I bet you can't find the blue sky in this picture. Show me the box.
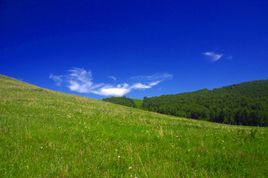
[1,0,268,99]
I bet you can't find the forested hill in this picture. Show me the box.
[142,80,268,126]
[213,80,268,98]
[103,96,137,108]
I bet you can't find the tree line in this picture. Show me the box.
[103,96,137,108]
[104,80,268,126]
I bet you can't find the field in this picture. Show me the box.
[0,75,267,177]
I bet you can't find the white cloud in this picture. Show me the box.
[50,68,172,97]
[96,87,130,97]
[108,76,117,81]
[202,51,223,62]
[130,73,173,82]
[67,68,94,93]
[131,81,160,89]
[49,74,63,86]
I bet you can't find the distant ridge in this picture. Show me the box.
[142,80,268,126]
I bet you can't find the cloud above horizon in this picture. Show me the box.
[202,51,224,62]
[108,76,117,81]
[50,68,172,97]
[49,74,63,86]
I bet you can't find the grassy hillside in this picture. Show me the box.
[143,80,268,126]
[0,75,267,177]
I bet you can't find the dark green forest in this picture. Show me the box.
[142,80,268,126]
[103,96,137,108]
[104,80,268,126]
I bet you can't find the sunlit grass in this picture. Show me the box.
[0,75,267,177]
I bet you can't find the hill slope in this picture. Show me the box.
[0,75,267,177]
[142,80,268,126]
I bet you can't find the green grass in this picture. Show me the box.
[0,75,267,177]
[134,99,143,109]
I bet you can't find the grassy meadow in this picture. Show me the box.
[0,75,267,177]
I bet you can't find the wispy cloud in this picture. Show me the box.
[50,68,172,97]
[202,51,224,62]
[131,81,160,89]
[108,76,117,81]
[49,74,63,86]
[130,73,173,82]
